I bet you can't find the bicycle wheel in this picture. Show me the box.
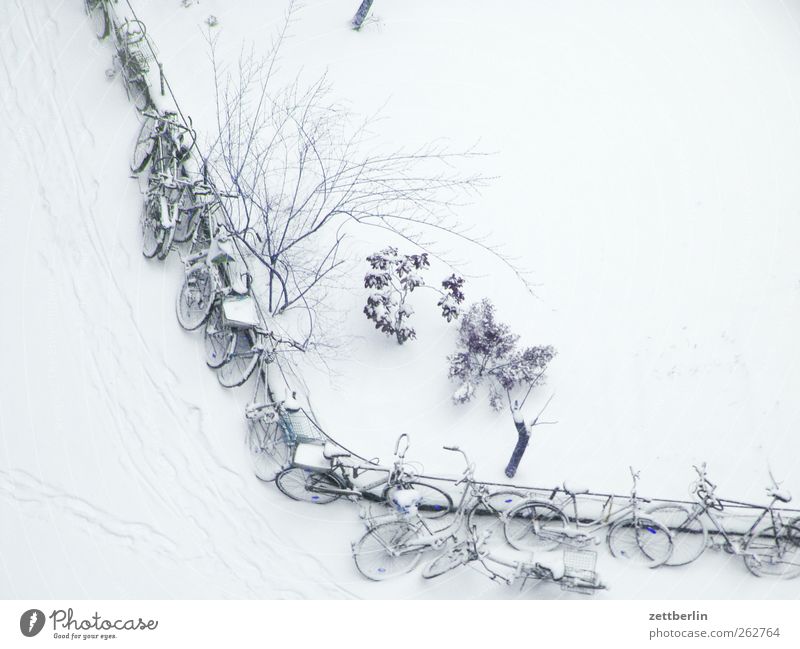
[217,329,259,388]
[275,467,342,504]
[174,189,201,243]
[383,482,453,519]
[353,521,421,581]
[176,265,215,330]
[131,78,152,113]
[607,517,673,568]
[788,518,800,547]
[204,306,234,368]
[744,527,800,579]
[467,490,527,545]
[247,418,291,482]
[141,194,164,259]
[504,501,568,552]
[647,504,707,567]
[131,114,156,173]
[422,546,469,579]
[155,203,176,261]
[85,0,109,40]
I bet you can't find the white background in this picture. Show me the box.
[1,0,799,599]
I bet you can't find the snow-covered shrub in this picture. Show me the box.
[438,274,465,322]
[363,248,466,344]
[448,299,555,409]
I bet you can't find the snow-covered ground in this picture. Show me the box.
[1,0,799,598]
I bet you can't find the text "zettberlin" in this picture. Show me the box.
[649,611,708,621]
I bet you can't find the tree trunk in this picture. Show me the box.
[352,0,375,30]
[504,418,530,479]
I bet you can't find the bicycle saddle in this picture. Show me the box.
[767,487,792,503]
[534,551,566,580]
[563,481,590,495]
[323,443,351,460]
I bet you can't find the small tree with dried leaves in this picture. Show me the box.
[364,247,466,344]
[448,299,556,409]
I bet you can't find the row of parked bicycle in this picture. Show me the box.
[87,0,153,111]
[87,0,296,392]
[255,414,800,591]
[85,0,800,595]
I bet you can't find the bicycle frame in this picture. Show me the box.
[182,237,242,297]
[305,459,393,501]
[559,493,641,535]
[139,112,195,177]
[300,434,415,502]
[378,448,495,556]
[535,469,657,544]
[477,549,605,593]
[681,492,788,556]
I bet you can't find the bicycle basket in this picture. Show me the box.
[291,442,330,472]
[280,409,325,445]
[562,549,600,595]
[221,295,259,328]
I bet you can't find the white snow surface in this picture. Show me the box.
[1,0,799,598]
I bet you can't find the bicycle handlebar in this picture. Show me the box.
[394,433,410,459]
[443,445,474,479]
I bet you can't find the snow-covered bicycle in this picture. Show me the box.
[648,463,800,577]
[131,110,196,176]
[84,0,116,40]
[502,467,674,568]
[351,445,525,580]
[421,525,607,594]
[176,230,250,331]
[245,386,297,483]
[276,433,453,518]
[109,18,152,112]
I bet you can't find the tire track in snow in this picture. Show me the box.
[0,468,179,557]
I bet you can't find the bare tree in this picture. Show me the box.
[352,0,376,30]
[203,5,525,355]
[504,394,556,479]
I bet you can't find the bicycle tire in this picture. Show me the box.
[647,504,707,567]
[788,518,800,548]
[141,194,165,259]
[353,521,421,581]
[247,418,291,482]
[155,202,176,260]
[607,517,673,568]
[203,306,234,368]
[131,114,157,173]
[85,0,109,40]
[422,547,469,579]
[174,188,201,243]
[176,265,215,330]
[217,329,259,388]
[382,482,453,519]
[504,500,569,552]
[127,76,152,113]
[275,467,343,504]
[467,490,527,544]
[744,527,800,579]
